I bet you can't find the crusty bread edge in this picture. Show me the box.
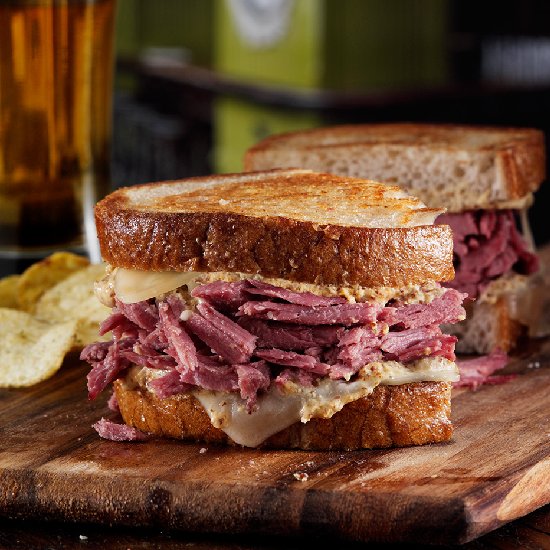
[244,123,546,200]
[113,380,453,450]
[95,201,455,287]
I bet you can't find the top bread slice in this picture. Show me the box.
[244,124,545,213]
[95,169,454,288]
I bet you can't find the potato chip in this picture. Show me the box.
[34,263,111,347]
[17,252,89,312]
[0,308,77,387]
[0,275,20,309]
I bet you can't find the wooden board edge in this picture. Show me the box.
[0,466,474,544]
[460,456,550,544]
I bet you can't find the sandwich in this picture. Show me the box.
[245,124,545,354]
[81,169,466,449]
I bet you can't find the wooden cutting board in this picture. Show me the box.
[0,341,549,545]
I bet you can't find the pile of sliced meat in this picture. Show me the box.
[437,209,538,299]
[82,279,466,412]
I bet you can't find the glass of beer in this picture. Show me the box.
[0,0,116,272]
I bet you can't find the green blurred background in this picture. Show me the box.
[112,0,550,242]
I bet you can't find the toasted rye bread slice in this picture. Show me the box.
[113,379,452,450]
[244,124,545,212]
[95,169,454,288]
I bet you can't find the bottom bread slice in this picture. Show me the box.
[113,380,453,450]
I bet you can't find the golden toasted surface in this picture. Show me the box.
[244,125,545,211]
[95,170,454,287]
[101,169,442,228]
[114,380,453,450]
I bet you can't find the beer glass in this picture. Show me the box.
[0,0,116,272]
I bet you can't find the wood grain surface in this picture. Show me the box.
[0,341,548,546]
[0,505,548,550]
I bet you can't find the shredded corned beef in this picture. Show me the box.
[82,279,466,414]
[380,325,441,355]
[454,349,515,389]
[149,369,191,398]
[116,299,159,331]
[237,301,379,325]
[236,361,271,411]
[191,279,249,312]
[80,340,111,362]
[125,343,175,369]
[107,392,119,412]
[158,300,199,372]
[93,417,150,442]
[383,289,467,329]
[238,317,341,350]
[178,359,239,392]
[187,302,257,364]
[255,349,330,375]
[336,326,381,371]
[244,279,347,306]
[86,337,134,400]
[437,210,539,299]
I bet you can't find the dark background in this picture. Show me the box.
[112,0,550,245]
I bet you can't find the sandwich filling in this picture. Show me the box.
[437,209,538,299]
[82,271,465,446]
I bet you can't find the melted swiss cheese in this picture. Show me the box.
[96,267,444,306]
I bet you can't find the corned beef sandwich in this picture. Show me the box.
[245,124,545,354]
[82,169,465,450]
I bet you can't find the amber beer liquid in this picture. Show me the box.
[0,0,115,264]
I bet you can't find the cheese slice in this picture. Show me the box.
[128,357,457,447]
[114,269,201,304]
[101,266,444,306]
[192,357,458,447]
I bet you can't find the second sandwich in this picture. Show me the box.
[245,124,545,354]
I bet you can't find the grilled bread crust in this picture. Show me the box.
[113,380,453,450]
[95,170,454,288]
[244,124,545,212]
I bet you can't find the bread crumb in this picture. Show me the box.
[219,198,230,205]
[199,447,207,454]
[293,472,309,482]
[79,535,88,541]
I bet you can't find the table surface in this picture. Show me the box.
[0,354,548,546]
[0,504,548,549]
